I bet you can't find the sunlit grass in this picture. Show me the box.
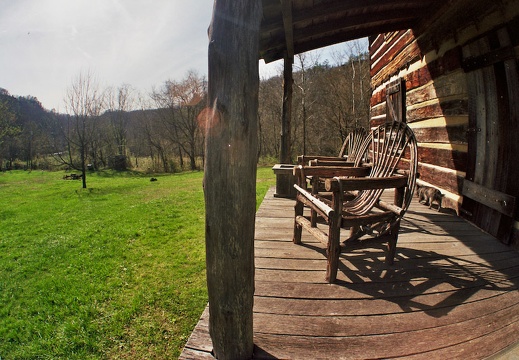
[0,167,275,359]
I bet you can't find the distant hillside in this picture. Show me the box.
[0,88,57,169]
[0,88,52,124]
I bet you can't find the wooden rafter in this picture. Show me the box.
[259,0,455,63]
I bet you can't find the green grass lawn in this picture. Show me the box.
[0,167,275,359]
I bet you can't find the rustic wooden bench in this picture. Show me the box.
[293,121,418,283]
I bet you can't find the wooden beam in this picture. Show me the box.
[205,1,261,358]
[280,54,293,163]
[462,180,517,218]
[280,0,294,58]
[294,8,426,42]
[261,0,438,33]
[262,20,418,63]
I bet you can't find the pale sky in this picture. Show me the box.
[0,0,366,111]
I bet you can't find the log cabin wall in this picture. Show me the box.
[369,0,519,246]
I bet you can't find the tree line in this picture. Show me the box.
[0,44,370,186]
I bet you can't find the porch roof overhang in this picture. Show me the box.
[259,0,451,63]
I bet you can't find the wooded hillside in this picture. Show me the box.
[0,50,370,172]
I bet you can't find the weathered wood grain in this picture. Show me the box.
[417,146,467,172]
[370,30,411,66]
[181,187,519,359]
[371,37,421,81]
[416,164,464,195]
[411,124,467,144]
[252,304,519,359]
[204,1,262,358]
[253,291,519,337]
[371,49,465,107]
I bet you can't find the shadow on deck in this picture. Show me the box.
[180,187,519,359]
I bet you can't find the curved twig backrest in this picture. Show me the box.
[345,121,418,216]
[338,127,368,161]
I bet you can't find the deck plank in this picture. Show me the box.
[181,187,519,359]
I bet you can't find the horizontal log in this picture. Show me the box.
[296,194,330,221]
[462,180,517,218]
[378,200,404,216]
[369,33,385,54]
[308,160,355,166]
[412,125,467,144]
[298,155,347,164]
[370,116,386,128]
[408,116,468,128]
[462,45,519,72]
[295,215,329,246]
[370,30,409,62]
[424,46,463,78]
[294,184,334,217]
[370,88,386,108]
[371,38,421,80]
[417,163,464,195]
[370,47,464,106]
[370,97,468,120]
[407,71,467,104]
[370,30,415,73]
[297,166,372,178]
[408,98,468,122]
[419,143,467,152]
[417,146,467,172]
[325,175,408,192]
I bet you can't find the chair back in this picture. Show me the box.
[344,121,418,216]
[338,127,368,161]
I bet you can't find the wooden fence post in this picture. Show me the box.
[205,1,261,359]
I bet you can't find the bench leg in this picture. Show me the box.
[386,186,405,265]
[385,220,400,265]
[310,176,319,227]
[293,199,303,245]
[325,215,341,283]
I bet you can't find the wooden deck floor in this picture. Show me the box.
[180,187,519,359]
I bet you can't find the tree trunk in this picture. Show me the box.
[80,146,87,189]
[204,1,261,359]
[280,55,293,163]
[178,145,184,169]
[189,141,196,170]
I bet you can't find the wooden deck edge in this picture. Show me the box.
[179,305,213,359]
[485,340,519,359]
[180,188,278,359]
[180,185,519,359]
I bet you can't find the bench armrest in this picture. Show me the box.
[294,165,371,178]
[325,175,408,192]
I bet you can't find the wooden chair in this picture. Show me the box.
[293,121,418,283]
[297,127,368,167]
[295,127,370,226]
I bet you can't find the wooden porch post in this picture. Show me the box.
[205,1,261,359]
[280,55,293,164]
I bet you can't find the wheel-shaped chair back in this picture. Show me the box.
[343,121,418,216]
[338,127,368,161]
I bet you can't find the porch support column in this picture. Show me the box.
[280,54,293,164]
[204,1,262,359]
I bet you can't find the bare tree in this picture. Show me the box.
[105,84,134,169]
[151,70,206,170]
[293,51,322,156]
[258,76,283,158]
[57,70,105,188]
